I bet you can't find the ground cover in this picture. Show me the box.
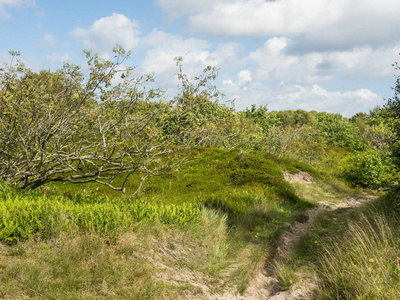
[0,147,318,299]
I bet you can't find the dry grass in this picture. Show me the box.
[0,209,270,299]
[317,213,400,299]
[289,176,363,205]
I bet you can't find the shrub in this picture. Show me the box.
[342,149,397,189]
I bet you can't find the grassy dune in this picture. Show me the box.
[0,148,315,298]
[0,147,398,299]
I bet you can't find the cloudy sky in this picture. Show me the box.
[1,0,400,117]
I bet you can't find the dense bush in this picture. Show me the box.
[314,112,364,150]
[342,149,397,189]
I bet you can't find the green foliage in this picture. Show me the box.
[314,112,364,150]
[0,147,316,245]
[0,184,201,243]
[342,149,397,189]
[381,58,400,172]
[0,48,227,192]
[269,109,316,128]
[349,112,370,132]
[243,104,280,132]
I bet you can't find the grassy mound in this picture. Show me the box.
[0,147,318,298]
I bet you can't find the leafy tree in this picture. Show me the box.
[349,112,370,133]
[382,57,400,168]
[263,125,326,164]
[314,112,364,150]
[269,109,316,128]
[243,104,280,132]
[362,123,394,151]
[0,47,218,192]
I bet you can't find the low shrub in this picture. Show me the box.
[342,149,397,189]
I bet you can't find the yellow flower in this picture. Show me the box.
[369,258,374,263]
[289,280,293,285]
[314,240,318,244]
[188,248,192,252]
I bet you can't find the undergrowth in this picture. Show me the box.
[0,147,317,299]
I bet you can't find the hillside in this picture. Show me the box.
[2,146,397,299]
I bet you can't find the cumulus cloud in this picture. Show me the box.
[222,79,383,117]
[71,13,140,53]
[180,0,400,50]
[135,30,395,114]
[156,0,234,23]
[139,29,241,89]
[245,37,400,85]
[237,70,252,85]
[0,0,35,18]
[46,53,72,66]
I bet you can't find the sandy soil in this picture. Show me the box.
[212,172,376,300]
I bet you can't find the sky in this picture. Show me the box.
[1,0,400,117]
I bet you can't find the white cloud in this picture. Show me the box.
[245,37,400,85]
[139,30,241,89]
[237,70,252,85]
[136,30,395,115]
[246,37,331,84]
[222,79,383,117]
[46,53,72,66]
[156,0,235,23]
[181,0,400,50]
[326,46,400,77]
[71,13,140,53]
[0,0,35,18]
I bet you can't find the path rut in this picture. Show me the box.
[213,195,377,300]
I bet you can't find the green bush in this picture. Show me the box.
[342,149,397,189]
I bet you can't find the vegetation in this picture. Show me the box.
[0,48,400,299]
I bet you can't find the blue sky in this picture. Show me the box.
[1,0,400,117]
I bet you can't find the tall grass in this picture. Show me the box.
[317,213,400,299]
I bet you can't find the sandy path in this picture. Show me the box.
[212,194,376,300]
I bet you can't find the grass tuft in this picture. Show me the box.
[317,213,400,299]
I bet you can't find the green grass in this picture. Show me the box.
[315,206,400,299]
[275,194,400,299]
[0,147,319,298]
[0,232,168,299]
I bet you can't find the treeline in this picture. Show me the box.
[240,105,398,189]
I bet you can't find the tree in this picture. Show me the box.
[269,109,316,127]
[160,57,236,147]
[243,104,280,132]
[0,47,220,192]
[383,56,400,168]
[314,112,364,150]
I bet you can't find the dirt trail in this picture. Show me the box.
[213,172,377,300]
